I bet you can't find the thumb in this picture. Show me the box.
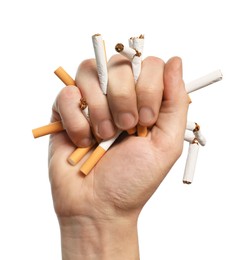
[151,57,189,157]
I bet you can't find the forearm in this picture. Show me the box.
[59,215,140,260]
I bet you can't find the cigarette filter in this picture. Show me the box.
[68,145,95,166]
[137,124,148,137]
[183,139,200,184]
[54,66,76,86]
[186,70,223,94]
[32,121,64,138]
[92,34,108,94]
[32,67,76,138]
[80,130,122,175]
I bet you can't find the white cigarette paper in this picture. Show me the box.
[184,130,195,143]
[183,140,200,184]
[92,34,108,94]
[186,70,223,94]
[129,35,144,82]
[98,130,122,150]
[115,44,137,60]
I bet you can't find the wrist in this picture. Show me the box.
[59,214,140,260]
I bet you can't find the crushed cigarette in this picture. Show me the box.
[186,121,206,146]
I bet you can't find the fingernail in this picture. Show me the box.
[116,112,136,129]
[97,119,116,139]
[139,107,154,125]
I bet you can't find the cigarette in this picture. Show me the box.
[115,43,138,60]
[92,34,108,94]
[32,121,64,138]
[67,145,94,166]
[186,121,206,146]
[184,130,195,143]
[68,33,109,167]
[129,35,147,137]
[80,130,122,175]
[32,67,75,138]
[183,139,200,184]
[115,35,147,137]
[54,66,76,86]
[185,70,223,94]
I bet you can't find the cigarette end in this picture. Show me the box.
[183,180,192,184]
[80,146,106,175]
[115,43,124,53]
[80,98,88,110]
[93,33,101,37]
[188,95,192,104]
[32,121,64,138]
[137,125,148,137]
[68,145,94,166]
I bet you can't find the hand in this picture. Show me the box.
[48,55,189,259]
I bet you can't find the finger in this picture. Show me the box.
[136,56,164,126]
[75,59,116,140]
[152,57,189,156]
[107,54,138,130]
[53,86,93,147]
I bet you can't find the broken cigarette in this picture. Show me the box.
[186,121,206,146]
[32,67,75,138]
[80,130,122,175]
[32,121,64,138]
[68,145,94,166]
[115,35,147,137]
[186,70,223,94]
[183,139,200,184]
[54,66,76,86]
[184,130,195,143]
[68,34,109,166]
[92,34,108,94]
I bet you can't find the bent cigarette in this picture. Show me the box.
[130,35,147,136]
[186,70,223,94]
[32,121,64,138]
[183,139,200,184]
[184,130,195,143]
[80,130,122,175]
[186,121,206,146]
[115,43,137,60]
[129,35,144,82]
[115,35,147,137]
[92,34,108,94]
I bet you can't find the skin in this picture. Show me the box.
[48,55,189,259]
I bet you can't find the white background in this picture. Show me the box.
[0,0,242,259]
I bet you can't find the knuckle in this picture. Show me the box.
[58,86,79,102]
[79,58,96,70]
[144,56,165,67]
